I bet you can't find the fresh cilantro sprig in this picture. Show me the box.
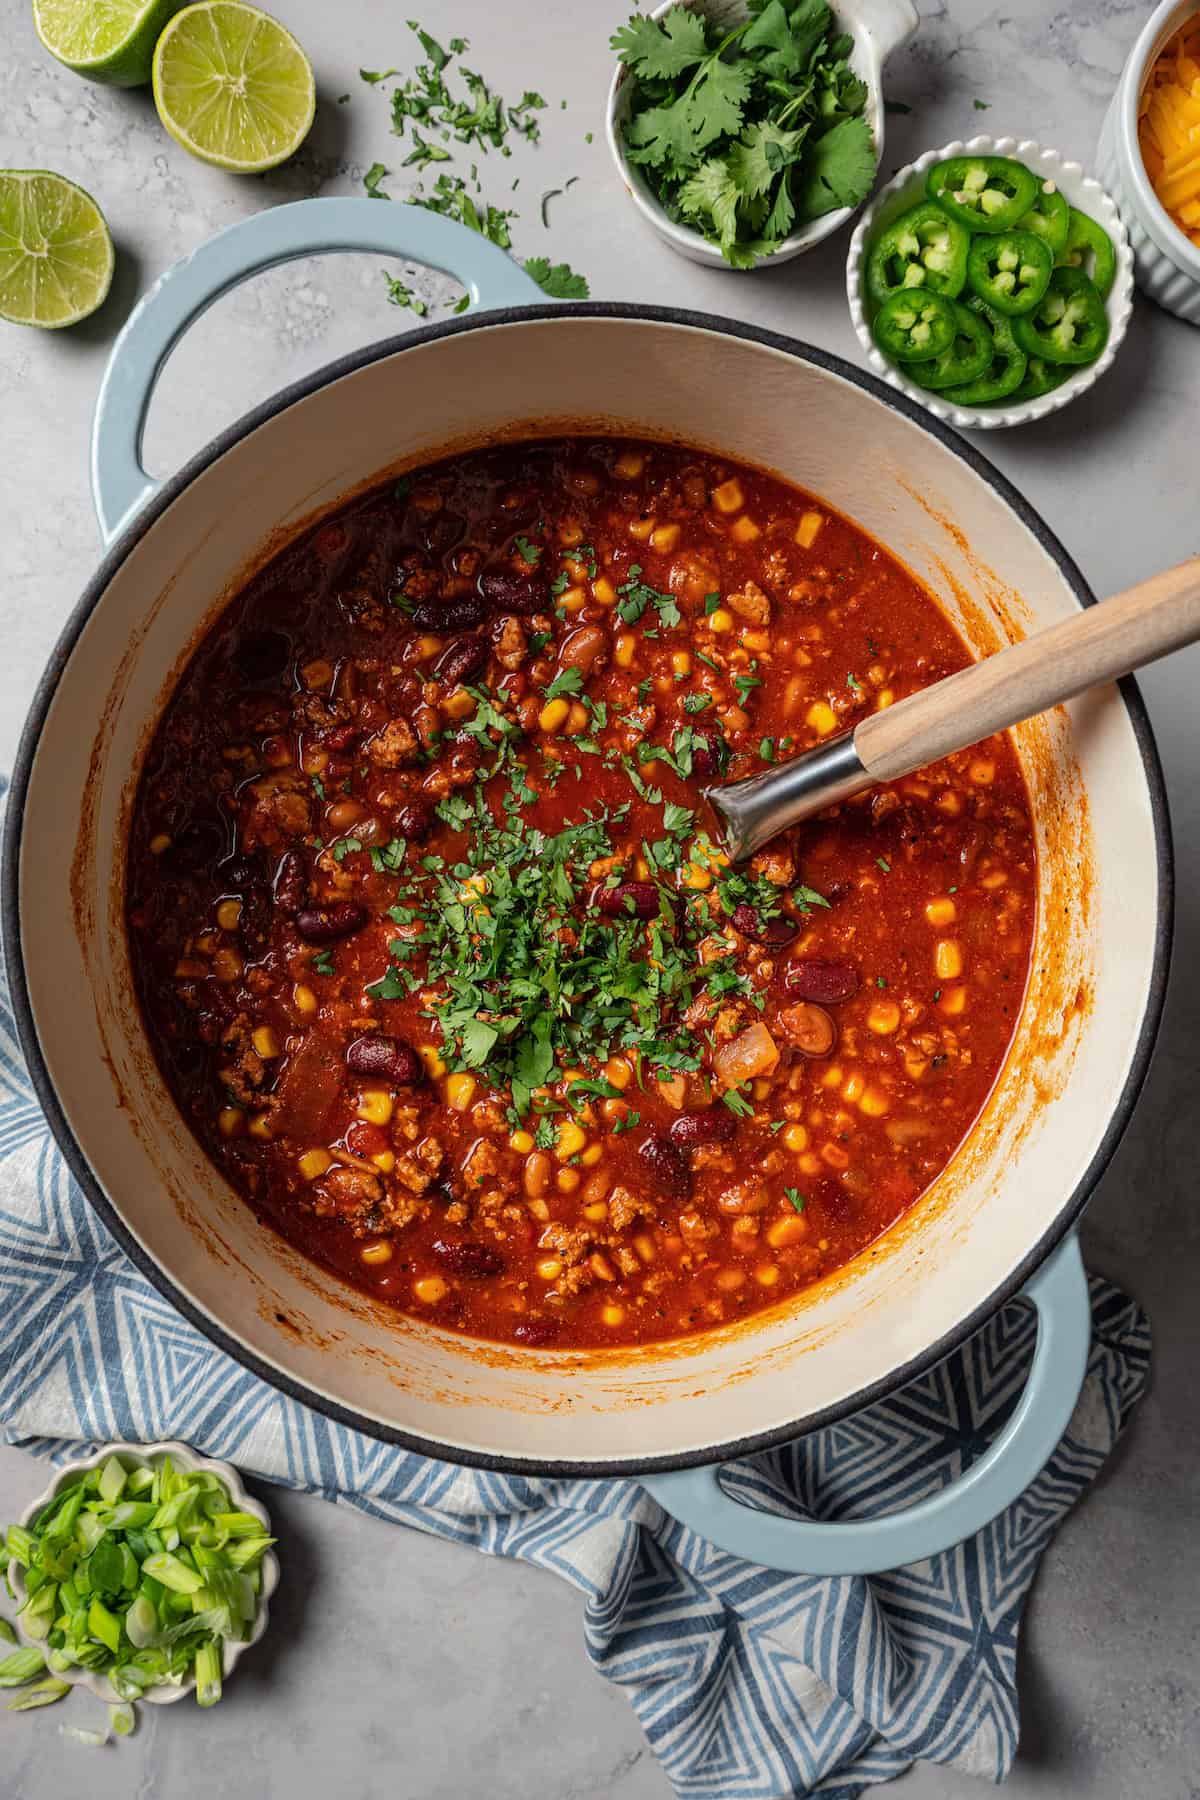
[611,0,876,267]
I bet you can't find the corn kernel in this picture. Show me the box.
[415,633,443,660]
[194,932,217,954]
[510,1129,535,1154]
[252,1025,280,1059]
[583,1201,609,1223]
[536,1257,563,1281]
[708,607,734,633]
[820,1064,843,1088]
[752,1077,772,1100]
[730,515,761,544]
[445,1073,477,1112]
[373,1150,396,1173]
[213,947,243,985]
[441,686,475,720]
[414,1275,449,1304]
[935,939,964,980]
[593,575,617,606]
[841,1071,866,1104]
[743,630,770,654]
[867,1001,901,1035]
[935,789,963,816]
[301,658,333,691]
[859,1087,890,1117]
[535,696,566,734]
[357,1090,394,1126]
[360,1239,393,1266]
[712,478,744,514]
[875,688,895,710]
[629,516,656,541]
[925,897,957,927]
[969,758,995,785]
[293,982,318,1016]
[649,522,681,552]
[755,1264,781,1287]
[148,833,172,856]
[566,701,589,735]
[939,985,967,1015]
[671,650,693,677]
[558,585,587,614]
[806,700,838,737]
[633,1233,656,1263]
[798,1152,821,1176]
[795,510,824,549]
[218,1107,245,1138]
[683,862,713,890]
[590,1252,616,1281]
[767,1215,809,1249]
[716,1268,745,1291]
[981,868,1008,889]
[559,522,584,547]
[556,1119,587,1161]
[298,1148,332,1180]
[604,1057,632,1090]
[581,1144,604,1167]
[248,1112,273,1141]
[601,1304,626,1326]
[782,1123,809,1153]
[216,898,242,931]
[557,1168,581,1193]
[614,451,645,479]
[614,633,637,668]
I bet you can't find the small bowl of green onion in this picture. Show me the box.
[847,135,1135,427]
[2,1442,278,1709]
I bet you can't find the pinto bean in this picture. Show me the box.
[779,1002,837,1057]
[783,959,860,1004]
[479,570,547,614]
[670,1108,736,1149]
[638,1132,690,1199]
[431,1239,505,1279]
[395,796,436,841]
[345,1035,422,1084]
[410,592,489,632]
[273,849,309,915]
[558,624,607,674]
[295,902,368,944]
[434,633,490,688]
[592,881,660,920]
[731,903,797,948]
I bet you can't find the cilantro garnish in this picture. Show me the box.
[703,592,722,615]
[310,774,325,800]
[612,1110,642,1133]
[785,1187,806,1213]
[523,257,590,298]
[544,666,585,701]
[791,884,830,913]
[370,839,407,874]
[684,692,713,713]
[514,534,542,565]
[759,737,776,763]
[721,1085,755,1117]
[847,671,862,693]
[876,856,891,873]
[617,565,675,625]
[332,837,363,863]
[611,4,876,267]
[312,950,335,978]
[363,161,390,198]
[733,665,762,705]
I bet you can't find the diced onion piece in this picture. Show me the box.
[712,1022,780,1089]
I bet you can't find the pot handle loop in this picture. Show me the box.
[90,197,544,547]
[642,1231,1091,1576]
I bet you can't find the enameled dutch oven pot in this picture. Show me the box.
[2,201,1172,1576]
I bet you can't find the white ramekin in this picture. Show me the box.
[606,0,918,269]
[8,1441,278,1706]
[1097,0,1200,325]
[847,136,1135,429]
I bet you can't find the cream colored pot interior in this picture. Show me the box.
[17,317,1161,1465]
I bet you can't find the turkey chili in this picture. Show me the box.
[126,439,1036,1350]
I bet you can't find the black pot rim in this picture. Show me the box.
[1,301,1174,1478]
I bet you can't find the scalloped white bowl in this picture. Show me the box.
[847,135,1135,429]
[8,1441,278,1707]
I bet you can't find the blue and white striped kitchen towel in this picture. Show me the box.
[0,829,1150,1794]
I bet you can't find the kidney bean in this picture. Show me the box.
[479,570,547,614]
[558,624,607,674]
[512,1317,560,1346]
[592,881,660,920]
[431,1239,505,1279]
[434,633,490,688]
[783,958,860,1004]
[690,733,727,780]
[410,592,489,632]
[395,796,436,841]
[669,1108,736,1150]
[731,903,797,948]
[345,1035,422,1084]
[295,902,368,944]
[273,849,309,915]
[219,853,261,891]
[638,1131,691,1199]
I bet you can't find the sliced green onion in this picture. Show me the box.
[141,1552,204,1596]
[88,1597,122,1656]
[19,1580,58,1641]
[7,1676,71,1712]
[194,1641,222,1708]
[126,1466,155,1497]
[4,1526,36,1566]
[125,1594,158,1650]
[60,1723,109,1747]
[97,1456,128,1505]
[109,1700,136,1737]
[0,1646,47,1687]
[0,1618,16,1646]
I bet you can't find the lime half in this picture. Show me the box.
[152,1,315,173]
[32,0,187,87]
[0,171,114,328]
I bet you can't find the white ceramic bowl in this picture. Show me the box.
[847,136,1134,428]
[8,1441,278,1706]
[606,0,918,268]
[1097,0,1200,324]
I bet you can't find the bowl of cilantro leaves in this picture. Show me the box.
[607,0,918,268]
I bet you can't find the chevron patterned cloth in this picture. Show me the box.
[0,785,1150,1796]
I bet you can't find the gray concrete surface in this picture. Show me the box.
[1,0,1197,1794]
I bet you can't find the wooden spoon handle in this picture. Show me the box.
[854,555,1200,783]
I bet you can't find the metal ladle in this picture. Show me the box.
[707,555,1200,863]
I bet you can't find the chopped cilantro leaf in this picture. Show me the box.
[876,856,891,873]
[514,534,542,565]
[784,1187,806,1213]
[332,836,363,863]
[703,592,722,615]
[721,1085,755,1117]
[312,950,335,978]
[544,665,585,701]
[310,774,325,800]
[684,692,713,713]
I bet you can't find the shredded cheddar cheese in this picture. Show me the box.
[1138,17,1200,246]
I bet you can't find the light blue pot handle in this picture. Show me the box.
[91,197,544,546]
[643,1231,1091,1576]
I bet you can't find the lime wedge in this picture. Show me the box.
[0,170,114,328]
[152,1,315,173]
[32,0,187,87]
